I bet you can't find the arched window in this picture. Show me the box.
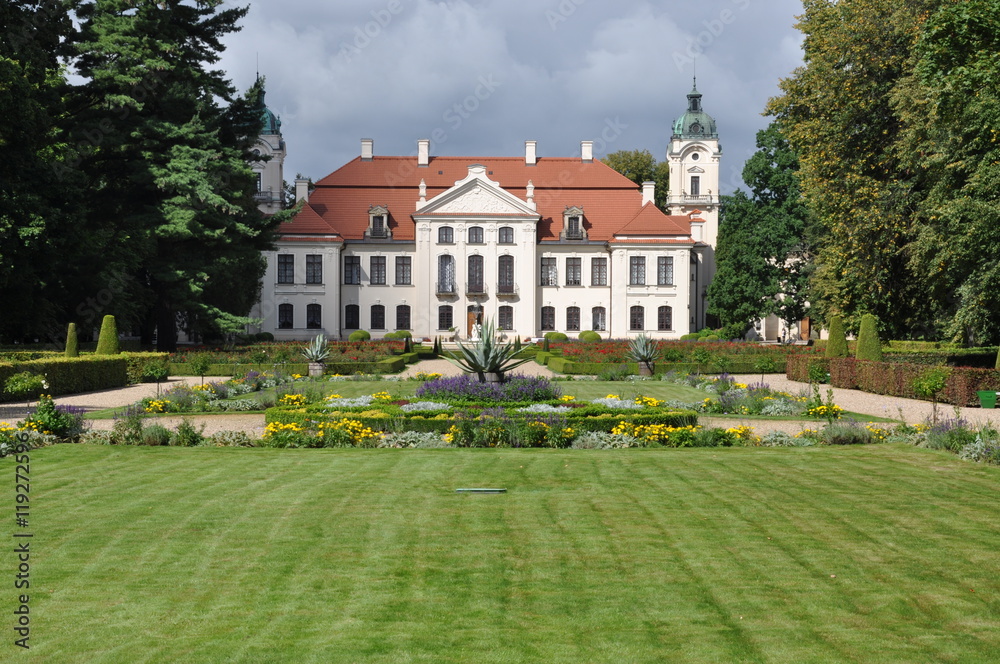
[468,226,484,244]
[498,226,514,244]
[371,304,385,330]
[540,306,555,331]
[468,255,484,293]
[278,303,293,329]
[438,305,453,330]
[658,306,673,331]
[438,226,454,244]
[306,304,322,329]
[566,306,580,331]
[498,255,514,294]
[437,255,455,294]
[344,304,360,330]
[592,306,606,332]
[630,305,645,331]
[396,305,411,330]
[498,306,513,330]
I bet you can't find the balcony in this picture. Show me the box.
[466,282,488,296]
[496,283,519,297]
[560,227,588,241]
[367,226,391,240]
[436,281,457,296]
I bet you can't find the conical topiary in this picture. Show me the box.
[825,315,848,358]
[855,314,883,362]
[65,322,79,357]
[95,315,120,355]
[542,337,550,353]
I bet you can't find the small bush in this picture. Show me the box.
[208,430,258,447]
[544,332,568,342]
[348,330,372,342]
[95,315,120,355]
[578,330,602,342]
[142,424,173,446]
[173,419,206,447]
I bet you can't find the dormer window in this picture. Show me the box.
[368,205,390,239]
[562,206,586,241]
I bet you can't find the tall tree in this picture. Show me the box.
[67,0,280,350]
[601,149,670,208]
[707,121,811,336]
[766,0,942,337]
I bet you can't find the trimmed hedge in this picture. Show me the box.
[266,405,699,434]
[827,358,1000,407]
[547,357,788,376]
[168,357,406,377]
[123,352,170,383]
[786,355,831,382]
[0,356,128,401]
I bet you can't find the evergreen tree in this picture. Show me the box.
[65,323,79,357]
[707,122,811,334]
[95,315,119,355]
[855,314,884,362]
[67,0,280,351]
[825,316,848,358]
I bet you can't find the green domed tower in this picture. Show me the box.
[671,81,718,140]
[251,83,286,214]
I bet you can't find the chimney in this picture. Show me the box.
[641,181,655,206]
[295,177,310,203]
[581,140,594,162]
[417,139,430,167]
[525,140,537,166]
[361,138,374,161]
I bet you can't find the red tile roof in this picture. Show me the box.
[279,155,692,244]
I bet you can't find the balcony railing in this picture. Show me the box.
[560,227,588,241]
[367,226,391,240]
[466,282,487,296]
[436,281,457,295]
[496,283,519,296]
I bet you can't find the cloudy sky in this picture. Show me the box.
[216,0,805,193]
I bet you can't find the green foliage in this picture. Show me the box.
[173,419,206,447]
[600,149,671,208]
[123,352,171,384]
[626,334,662,371]
[541,338,550,353]
[0,357,128,401]
[188,355,213,383]
[4,372,47,401]
[65,323,79,358]
[855,314,884,362]
[301,334,330,363]
[142,425,173,447]
[578,331,602,342]
[544,332,568,342]
[95,315,120,355]
[446,319,532,381]
[825,316,849,358]
[348,330,371,342]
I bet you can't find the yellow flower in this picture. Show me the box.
[279,394,307,407]
[605,394,620,399]
[560,395,576,402]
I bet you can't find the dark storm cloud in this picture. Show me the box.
[218,0,804,191]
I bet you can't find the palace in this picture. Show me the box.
[252,84,721,341]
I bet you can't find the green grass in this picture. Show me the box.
[8,445,999,662]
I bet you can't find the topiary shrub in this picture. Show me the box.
[65,322,79,358]
[95,315,120,355]
[383,332,400,340]
[702,334,720,342]
[826,315,849,358]
[544,332,568,342]
[855,314,884,362]
[579,330,602,342]
[348,330,371,342]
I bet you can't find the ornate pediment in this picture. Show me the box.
[687,166,705,173]
[416,164,538,217]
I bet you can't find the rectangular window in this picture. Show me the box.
[566,258,581,286]
[344,256,361,285]
[395,256,411,285]
[540,306,555,331]
[498,306,513,330]
[370,215,387,238]
[540,257,557,286]
[306,304,322,329]
[396,305,411,330]
[629,256,646,286]
[690,176,701,196]
[306,255,322,284]
[371,305,385,330]
[591,257,607,286]
[344,305,359,329]
[658,306,673,331]
[278,303,293,329]
[438,305,453,330]
[630,305,645,331]
[277,254,294,284]
[592,307,606,332]
[566,307,580,331]
[498,255,515,293]
[657,256,674,286]
[498,227,514,244]
[370,256,386,285]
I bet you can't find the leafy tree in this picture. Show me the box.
[825,316,848,358]
[67,0,281,351]
[601,149,670,208]
[855,314,884,362]
[707,122,811,334]
[766,0,940,337]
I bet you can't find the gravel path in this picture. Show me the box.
[5,363,998,437]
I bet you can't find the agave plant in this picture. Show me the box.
[627,333,662,375]
[301,334,330,363]
[446,318,531,382]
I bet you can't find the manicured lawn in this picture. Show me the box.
[8,444,999,662]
